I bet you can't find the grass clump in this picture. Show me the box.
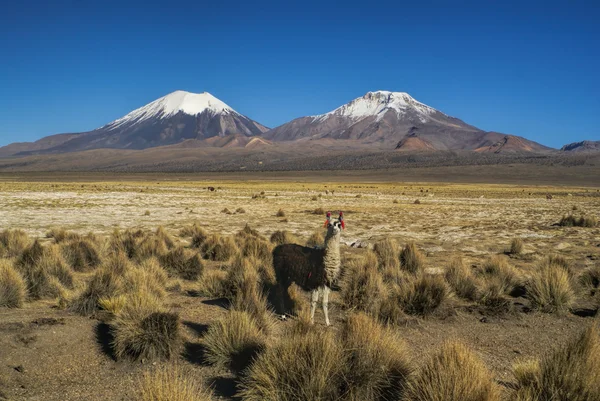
[558,214,598,227]
[111,292,180,361]
[374,238,400,271]
[135,365,215,401]
[197,269,228,298]
[239,236,271,262]
[406,341,500,401]
[445,257,479,301]
[200,234,238,262]
[0,260,26,308]
[579,265,600,295]
[269,230,297,245]
[306,231,324,248]
[202,310,266,372]
[61,238,102,272]
[512,326,600,401]
[509,238,524,255]
[341,252,387,317]
[238,330,345,401]
[312,207,326,215]
[400,242,425,274]
[398,275,449,316]
[481,256,519,294]
[160,247,204,280]
[46,228,81,243]
[275,208,286,217]
[526,261,574,313]
[0,229,31,258]
[179,223,204,238]
[342,313,413,400]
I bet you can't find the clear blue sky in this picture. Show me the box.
[1,0,598,148]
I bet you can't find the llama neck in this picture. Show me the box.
[323,231,341,274]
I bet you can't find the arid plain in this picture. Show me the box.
[1,174,599,400]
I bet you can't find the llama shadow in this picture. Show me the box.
[182,342,208,366]
[202,298,230,309]
[95,322,116,361]
[182,321,209,337]
[227,344,263,374]
[210,376,241,400]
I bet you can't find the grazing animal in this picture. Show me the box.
[272,212,344,326]
[207,186,216,192]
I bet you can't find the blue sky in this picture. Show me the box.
[1,0,598,148]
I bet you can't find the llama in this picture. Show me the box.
[272,212,344,326]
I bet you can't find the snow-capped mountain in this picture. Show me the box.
[1,91,268,156]
[264,91,550,152]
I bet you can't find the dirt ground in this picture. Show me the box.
[1,176,599,400]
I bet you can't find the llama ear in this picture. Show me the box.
[339,211,345,229]
[324,211,332,228]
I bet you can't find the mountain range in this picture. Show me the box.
[0,90,596,158]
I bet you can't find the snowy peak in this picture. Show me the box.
[105,90,235,130]
[314,91,440,123]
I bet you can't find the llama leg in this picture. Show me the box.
[276,284,286,320]
[322,285,331,326]
[310,288,319,324]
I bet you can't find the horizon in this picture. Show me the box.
[1,0,599,149]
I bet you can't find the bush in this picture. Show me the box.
[0,260,26,308]
[481,256,519,294]
[342,313,413,400]
[509,238,524,255]
[155,226,175,249]
[406,342,500,401]
[399,275,448,316]
[276,209,286,217]
[46,228,81,243]
[197,269,228,298]
[136,365,215,401]
[190,227,209,248]
[341,252,387,317]
[445,257,479,301]
[312,207,326,215]
[124,258,168,300]
[179,223,204,238]
[579,265,600,294]
[400,242,425,274]
[477,279,513,314]
[240,236,271,262]
[236,207,246,214]
[202,310,266,372]
[513,326,600,401]
[527,262,574,313]
[558,214,598,227]
[61,238,102,272]
[111,292,180,361]
[269,230,297,245]
[136,235,170,261]
[0,229,31,258]
[16,242,74,299]
[238,330,345,401]
[306,231,324,248]
[160,247,204,281]
[200,235,238,261]
[374,238,400,271]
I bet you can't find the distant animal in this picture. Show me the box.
[546,194,553,200]
[207,187,216,192]
[272,211,344,326]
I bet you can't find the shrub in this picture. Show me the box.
[240,236,271,262]
[202,310,266,372]
[512,359,540,389]
[236,224,264,241]
[312,207,326,215]
[111,292,180,361]
[406,342,500,401]
[124,258,168,300]
[558,214,598,227]
[190,227,209,248]
[579,265,600,294]
[135,365,215,401]
[236,207,246,214]
[311,195,318,201]
[197,269,228,298]
[179,223,204,238]
[110,229,140,259]
[513,326,600,401]
[341,253,387,317]
[269,230,297,245]
[509,238,524,255]
[16,242,74,299]
[221,208,232,214]
[480,256,519,294]
[342,313,413,400]
[136,235,170,261]
[477,279,513,314]
[445,257,479,301]
[526,262,574,313]
[287,283,312,329]
[0,260,26,308]
[61,238,102,272]
[0,229,31,257]
[155,226,175,249]
[276,209,286,217]
[200,235,238,261]
[306,231,324,248]
[414,199,421,204]
[400,242,425,274]
[46,228,81,243]
[160,247,204,281]
[374,238,400,271]
[541,254,572,276]
[399,275,448,316]
[238,330,345,401]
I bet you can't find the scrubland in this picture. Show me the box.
[0,178,599,400]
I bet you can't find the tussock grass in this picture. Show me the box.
[190,227,209,249]
[0,229,31,258]
[155,226,175,249]
[398,275,449,316]
[481,256,519,294]
[477,279,513,314]
[197,269,228,298]
[160,247,204,280]
[0,259,26,308]
[287,283,312,330]
[342,313,413,400]
[61,238,102,272]
[400,242,425,274]
[269,230,297,245]
[512,359,540,389]
[341,252,387,317]
[46,228,81,243]
[124,258,168,300]
[200,234,238,262]
[526,261,574,313]
[445,257,479,301]
[378,284,410,325]
[312,207,326,215]
[111,292,180,361]
[136,235,170,261]
[579,265,600,294]
[406,342,500,401]
[238,330,345,401]
[275,208,286,217]
[136,365,215,401]
[306,231,324,248]
[509,238,524,255]
[236,224,264,241]
[202,310,266,372]
[239,236,271,262]
[374,238,400,271]
[179,223,204,237]
[513,326,600,401]
[558,214,597,227]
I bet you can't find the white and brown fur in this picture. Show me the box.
[272,215,343,326]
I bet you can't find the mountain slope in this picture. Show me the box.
[265,91,551,152]
[2,91,268,156]
[561,140,600,152]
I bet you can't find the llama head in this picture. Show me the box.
[325,211,344,238]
